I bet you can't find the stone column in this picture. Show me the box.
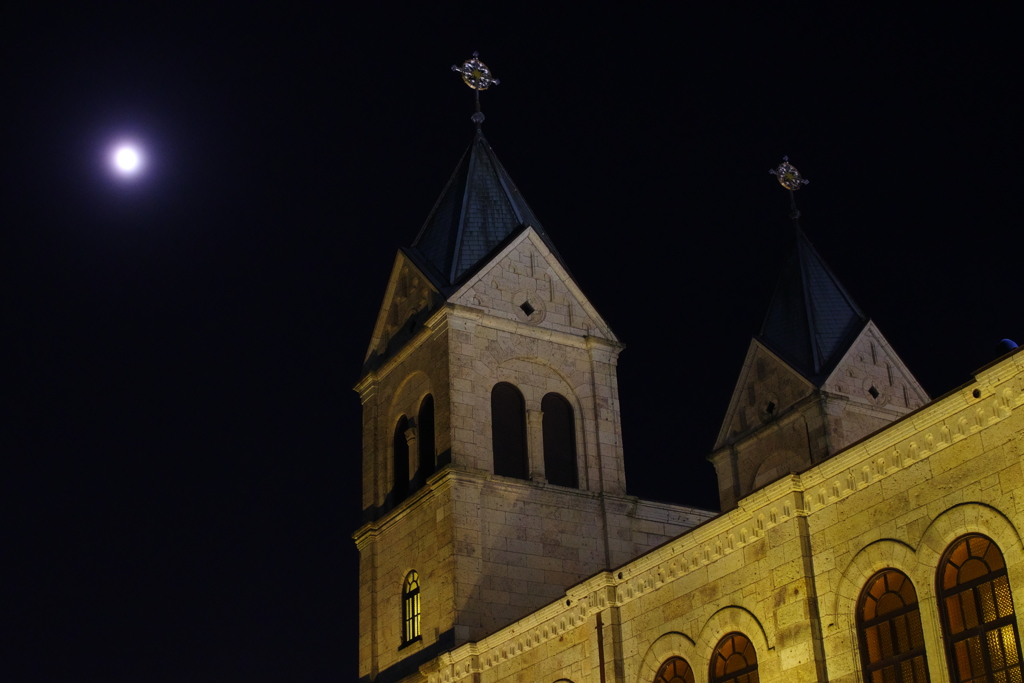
[527,409,546,483]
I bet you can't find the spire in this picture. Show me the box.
[758,230,866,380]
[759,158,866,381]
[409,53,564,287]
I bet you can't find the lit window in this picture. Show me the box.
[938,535,1022,683]
[710,633,758,683]
[402,571,421,645]
[654,656,694,683]
[857,569,929,683]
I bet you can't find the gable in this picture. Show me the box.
[447,228,617,341]
[364,252,444,364]
[822,320,929,412]
[714,339,816,450]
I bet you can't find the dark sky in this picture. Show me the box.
[6,4,1020,681]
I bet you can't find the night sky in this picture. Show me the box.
[6,4,1021,681]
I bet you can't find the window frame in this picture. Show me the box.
[401,570,421,647]
[856,569,930,683]
[709,632,759,683]
[654,656,695,683]
[937,534,1023,683]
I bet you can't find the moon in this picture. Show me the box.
[111,144,143,175]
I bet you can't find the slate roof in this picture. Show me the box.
[410,129,564,288]
[758,228,866,383]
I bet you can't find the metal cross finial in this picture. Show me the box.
[769,156,810,225]
[452,52,500,90]
[452,52,499,127]
[769,156,810,191]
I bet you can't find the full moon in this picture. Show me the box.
[111,145,142,174]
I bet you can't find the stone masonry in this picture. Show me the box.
[411,346,1024,683]
[354,229,715,682]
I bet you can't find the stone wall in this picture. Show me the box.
[411,348,1023,683]
[712,323,928,511]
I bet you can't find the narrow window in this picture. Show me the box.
[857,569,930,683]
[417,394,435,485]
[491,382,528,479]
[938,535,1023,683]
[542,393,578,488]
[393,416,409,505]
[710,633,759,683]
[402,571,421,645]
[654,656,694,683]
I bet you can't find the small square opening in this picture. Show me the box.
[519,301,535,316]
[868,385,880,399]
[765,401,776,415]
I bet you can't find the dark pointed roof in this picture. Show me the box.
[410,129,564,288]
[758,228,867,382]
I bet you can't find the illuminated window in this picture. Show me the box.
[393,416,409,505]
[857,569,930,683]
[654,656,694,683]
[491,383,528,479]
[938,535,1022,683]
[402,571,421,645]
[710,633,758,683]
[542,393,578,488]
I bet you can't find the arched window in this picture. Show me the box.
[938,535,1022,683]
[491,383,528,479]
[857,569,929,683]
[710,633,759,683]
[542,393,578,488]
[654,656,694,683]
[417,394,435,484]
[393,416,409,505]
[402,571,421,645]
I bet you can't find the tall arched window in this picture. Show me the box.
[402,571,421,645]
[857,569,929,683]
[491,382,528,479]
[938,535,1022,683]
[542,393,578,488]
[393,416,409,505]
[417,394,435,485]
[710,633,759,683]
[654,656,694,683]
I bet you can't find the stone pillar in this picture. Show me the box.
[527,409,546,483]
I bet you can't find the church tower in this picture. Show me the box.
[709,159,929,510]
[353,55,712,683]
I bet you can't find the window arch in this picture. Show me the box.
[402,571,421,645]
[491,382,528,479]
[857,569,930,683]
[542,393,578,488]
[938,534,1022,683]
[393,416,409,505]
[654,656,694,683]
[417,394,435,485]
[710,633,758,683]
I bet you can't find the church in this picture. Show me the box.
[352,56,1024,683]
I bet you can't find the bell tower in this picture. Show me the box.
[709,158,929,510]
[353,55,715,683]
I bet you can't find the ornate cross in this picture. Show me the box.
[452,52,500,125]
